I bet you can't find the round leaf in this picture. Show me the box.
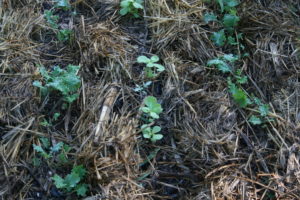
[137,56,150,63]
[150,55,159,62]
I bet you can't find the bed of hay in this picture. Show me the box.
[0,0,300,199]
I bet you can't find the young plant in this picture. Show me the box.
[249,97,270,125]
[120,0,144,18]
[207,54,238,73]
[141,96,163,119]
[216,0,239,13]
[134,81,152,95]
[57,29,73,42]
[33,138,65,160]
[44,10,59,29]
[141,125,163,142]
[33,65,81,104]
[227,78,250,108]
[137,55,165,78]
[52,165,88,197]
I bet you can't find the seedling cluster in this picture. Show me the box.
[205,0,270,125]
[44,0,74,42]
[137,55,165,78]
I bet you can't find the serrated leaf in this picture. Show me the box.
[76,184,88,197]
[249,115,262,125]
[222,54,238,62]
[259,104,269,116]
[65,173,80,189]
[223,14,240,28]
[72,165,86,179]
[33,144,50,159]
[50,142,64,153]
[204,13,217,23]
[211,30,226,47]
[40,137,50,149]
[232,88,249,108]
[207,58,231,73]
[52,174,67,189]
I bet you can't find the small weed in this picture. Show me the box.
[141,96,163,119]
[137,55,165,78]
[52,165,88,197]
[141,125,163,142]
[134,81,152,95]
[44,10,59,29]
[57,29,73,42]
[120,0,144,18]
[207,53,238,73]
[33,65,81,104]
[228,78,250,108]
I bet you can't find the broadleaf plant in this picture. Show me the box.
[33,65,81,104]
[120,0,144,18]
[141,125,163,142]
[137,55,165,78]
[141,96,163,119]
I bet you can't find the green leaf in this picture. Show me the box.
[71,165,87,179]
[53,112,60,121]
[151,134,163,142]
[152,126,161,134]
[120,0,130,7]
[33,144,51,159]
[223,14,240,28]
[137,56,150,63]
[32,157,41,167]
[216,0,224,12]
[211,30,226,47]
[76,184,88,197]
[227,36,237,45]
[40,137,50,149]
[150,55,159,62]
[224,0,239,7]
[204,13,217,23]
[222,54,238,62]
[249,115,262,125]
[120,7,129,15]
[65,173,80,189]
[236,75,248,84]
[55,0,71,10]
[50,142,64,153]
[207,58,231,73]
[149,112,159,119]
[232,88,249,108]
[259,104,269,116]
[133,2,143,9]
[143,132,151,139]
[153,63,165,72]
[52,174,67,188]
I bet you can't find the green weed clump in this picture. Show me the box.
[137,55,165,78]
[120,0,144,18]
[33,65,81,104]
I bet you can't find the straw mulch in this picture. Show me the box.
[0,0,299,199]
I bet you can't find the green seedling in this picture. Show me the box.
[234,69,247,84]
[33,65,81,104]
[211,29,226,47]
[52,165,88,197]
[134,81,152,95]
[120,0,144,18]
[216,0,239,13]
[54,0,71,11]
[57,29,73,42]
[204,12,218,23]
[40,112,61,127]
[141,96,163,119]
[141,125,163,142]
[228,78,250,108]
[207,54,238,73]
[44,10,59,29]
[137,55,165,78]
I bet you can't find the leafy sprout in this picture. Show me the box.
[141,96,163,119]
[120,0,144,18]
[33,65,81,104]
[137,55,165,78]
[141,125,163,142]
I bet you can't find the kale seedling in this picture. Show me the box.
[33,65,81,104]
[207,53,238,73]
[227,78,251,108]
[141,125,163,142]
[52,165,88,197]
[44,10,59,29]
[54,0,71,11]
[57,29,73,42]
[137,55,165,78]
[120,0,144,18]
[141,96,163,119]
